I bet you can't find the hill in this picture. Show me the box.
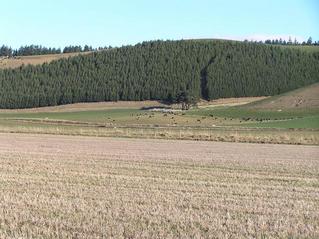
[0,39,318,109]
[0,51,92,69]
[245,83,319,110]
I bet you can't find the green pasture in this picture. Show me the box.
[0,105,318,129]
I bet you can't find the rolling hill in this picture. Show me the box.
[0,39,318,109]
[1,41,318,70]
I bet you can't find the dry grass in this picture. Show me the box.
[246,83,319,110]
[0,133,318,238]
[0,122,318,145]
[0,52,92,69]
[198,97,267,108]
[0,97,263,113]
[0,101,165,113]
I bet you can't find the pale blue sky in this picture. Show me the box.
[1,0,318,48]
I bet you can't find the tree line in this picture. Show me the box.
[245,36,318,46]
[1,37,318,57]
[1,37,318,58]
[0,44,95,57]
[62,45,94,53]
[264,36,318,46]
[0,39,318,109]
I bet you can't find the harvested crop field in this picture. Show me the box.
[0,133,318,238]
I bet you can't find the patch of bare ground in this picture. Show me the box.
[198,97,268,108]
[0,133,318,238]
[246,83,319,110]
[0,101,165,113]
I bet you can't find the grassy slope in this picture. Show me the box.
[188,107,319,129]
[1,82,318,129]
[2,105,318,128]
[244,82,319,110]
[207,83,319,129]
[0,84,318,130]
[0,104,318,144]
[187,82,319,129]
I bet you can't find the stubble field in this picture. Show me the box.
[0,133,318,238]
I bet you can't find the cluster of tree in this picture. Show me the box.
[2,38,317,58]
[15,45,62,56]
[0,44,95,57]
[0,45,13,57]
[262,37,318,46]
[62,45,94,53]
[0,45,61,57]
[0,39,318,109]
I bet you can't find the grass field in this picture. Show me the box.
[0,133,318,238]
[1,106,318,127]
[0,84,318,144]
[0,98,318,145]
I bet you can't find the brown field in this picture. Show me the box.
[0,101,165,113]
[0,52,92,69]
[0,133,318,238]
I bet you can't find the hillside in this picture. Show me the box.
[0,51,92,69]
[0,39,318,109]
[245,83,319,110]
[279,44,319,53]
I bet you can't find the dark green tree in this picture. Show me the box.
[307,37,313,45]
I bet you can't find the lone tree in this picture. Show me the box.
[307,37,313,45]
[176,91,198,110]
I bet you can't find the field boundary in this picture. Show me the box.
[1,122,318,145]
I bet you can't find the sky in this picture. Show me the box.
[1,0,318,48]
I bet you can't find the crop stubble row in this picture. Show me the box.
[0,133,318,238]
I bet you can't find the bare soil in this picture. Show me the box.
[0,133,318,238]
[198,96,267,108]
